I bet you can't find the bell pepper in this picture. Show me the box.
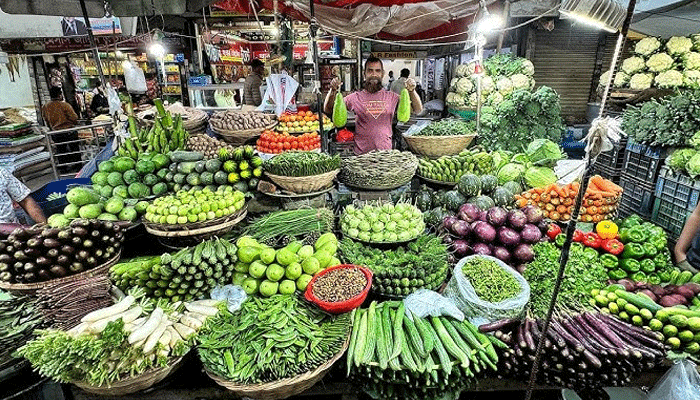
[620,258,641,273]
[573,230,585,243]
[658,269,672,283]
[621,214,643,229]
[601,239,624,256]
[596,221,619,240]
[648,273,661,285]
[571,242,584,252]
[649,226,665,239]
[619,225,647,244]
[640,258,657,274]
[654,252,671,269]
[600,253,619,269]
[621,243,645,259]
[547,224,562,240]
[608,268,628,280]
[555,233,566,248]
[583,247,599,262]
[583,232,602,249]
[643,242,659,258]
[652,236,668,252]
[630,271,647,282]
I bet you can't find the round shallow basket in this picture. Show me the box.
[265,169,339,195]
[212,122,278,146]
[0,251,121,295]
[416,174,457,187]
[404,134,476,158]
[144,206,247,241]
[205,337,349,400]
[137,108,209,132]
[73,356,184,396]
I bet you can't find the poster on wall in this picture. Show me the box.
[60,16,121,37]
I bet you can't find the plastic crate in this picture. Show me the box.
[621,140,670,182]
[619,173,655,218]
[651,166,700,241]
[595,136,628,170]
[29,178,91,217]
[592,163,622,184]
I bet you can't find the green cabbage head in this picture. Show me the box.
[524,166,558,188]
[497,163,527,185]
[525,139,564,167]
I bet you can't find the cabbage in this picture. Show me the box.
[492,150,513,172]
[497,163,527,185]
[524,167,557,188]
[525,139,564,167]
[667,148,697,173]
[688,153,700,178]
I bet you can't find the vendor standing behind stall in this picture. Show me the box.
[674,202,700,273]
[41,87,82,174]
[244,59,265,107]
[323,57,422,155]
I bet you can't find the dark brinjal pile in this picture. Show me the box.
[0,219,123,284]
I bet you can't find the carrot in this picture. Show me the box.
[592,214,604,223]
[545,204,555,211]
[523,192,532,199]
[551,197,560,206]
[555,185,568,198]
[561,185,570,198]
[516,198,529,208]
[556,205,567,214]
[581,214,593,222]
[580,207,587,215]
[541,210,549,218]
[549,211,561,221]
[570,182,580,193]
[562,198,573,206]
[537,202,546,209]
[587,206,598,215]
[541,194,551,204]
[593,200,603,207]
[566,206,574,215]
[531,194,540,202]
[562,214,571,221]
[534,186,546,194]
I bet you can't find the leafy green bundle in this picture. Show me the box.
[622,90,700,147]
[413,119,475,137]
[264,151,340,177]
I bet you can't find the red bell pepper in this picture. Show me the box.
[583,232,602,249]
[547,223,562,240]
[573,230,585,243]
[601,238,624,256]
[336,129,354,142]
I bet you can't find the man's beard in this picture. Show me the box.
[363,77,382,93]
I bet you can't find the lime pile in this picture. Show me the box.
[144,187,246,225]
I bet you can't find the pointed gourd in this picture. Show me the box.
[397,88,411,123]
[332,92,347,128]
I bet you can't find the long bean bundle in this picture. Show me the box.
[241,208,335,241]
[264,151,340,177]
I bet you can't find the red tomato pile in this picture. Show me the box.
[256,130,321,154]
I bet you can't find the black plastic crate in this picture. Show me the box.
[619,173,655,218]
[594,136,628,170]
[652,198,688,242]
[621,141,670,183]
[651,166,700,241]
[593,163,622,184]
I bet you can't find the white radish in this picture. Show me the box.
[179,315,203,330]
[143,316,170,354]
[158,330,171,349]
[81,295,135,323]
[68,322,89,336]
[88,306,143,333]
[167,326,182,348]
[185,303,219,316]
[134,337,147,349]
[190,299,221,307]
[171,301,183,310]
[184,311,208,323]
[173,322,196,340]
[128,307,164,344]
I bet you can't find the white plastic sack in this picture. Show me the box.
[403,289,464,321]
[443,255,530,325]
[123,61,147,93]
[646,360,700,400]
[402,119,431,137]
[257,73,299,116]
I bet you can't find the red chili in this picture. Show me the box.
[583,232,602,249]
[601,238,624,256]
[547,223,562,240]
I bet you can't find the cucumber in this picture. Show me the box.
[169,151,204,163]
[614,289,662,313]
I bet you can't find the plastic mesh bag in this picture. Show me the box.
[443,255,529,325]
[646,359,700,400]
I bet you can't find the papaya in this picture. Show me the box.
[397,88,411,123]
[332,92,347,128]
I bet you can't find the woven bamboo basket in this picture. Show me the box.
[73,356,184,396]
[0,251,121,295]
[265,169,339,194]
[403,134,476,158]
[212,122,278,146]
[144,206,247,239]
[205,337,349,400]
[137,108,209,132]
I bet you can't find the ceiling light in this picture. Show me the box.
[560,0,626,33]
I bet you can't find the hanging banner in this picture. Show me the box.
[371,51,418,59]
[60,17,122,37]
[292,42,335,60]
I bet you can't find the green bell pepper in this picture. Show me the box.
[599,253,619,269]
[583,247,599,262]
[640,258,656,274]
[658,269,672,283]
[631,271,648,282]
[608,268,628,280]
[621,214,643,229]
[620,258,641,273]
[648,273,661,285]
[622,243,646,259]
[643,242,659,258]
[571,242,584,252]
[654,252,671,269]
[620,225,647,244]
[555,233,567,248]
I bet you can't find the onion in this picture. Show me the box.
[508,210,528,230]
[452,239,472,257]
[450,220,471,238]
[472,243,492,256]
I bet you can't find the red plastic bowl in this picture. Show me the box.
[304,264,373,314]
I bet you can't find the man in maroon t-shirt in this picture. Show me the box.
[323,57,423,155]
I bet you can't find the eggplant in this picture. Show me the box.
[5,245,13,254]
[71,227,88,237]
[47,249,59,258]
[36,256,51,268]
[13,251,28,261]
[70,219,90,228]
[41,228,60,238]
[23,262,36,272]
[43,238,60,248]
[101,235,111,243]
[56,255,70,266]
[12,262,23,272]
[57,230,72,241]
[24,272,37,282]
[0,241,7,252]
[24,248,41,258]
[90,230,100,238]
[10,228,28,240]
[82,239,94,248]
[86,256,97,266]
[50,265,68,277]
[61,245,75,255]
[37,269,51,281]
[102,221,114,231]
[71,237,82,246]
[26,237,42,248]
[69,262,84,273]
[77,250,89,261]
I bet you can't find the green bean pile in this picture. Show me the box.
[413,119,475,137]
[264,151,340,177]
[197,295,351,384]
[461,257,521,303]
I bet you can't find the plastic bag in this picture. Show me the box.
[123,61,147,93]
[210,285,247,313]
[402,119,431,137]
[646,359,700,400]
[443,255,530,325]
[257,73,299,116]
[403,289,464,320]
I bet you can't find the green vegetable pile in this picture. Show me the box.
[413,119,475,137]
[340,202,425,243]
[0,293,42,366]
[264,151,340,177]
[120,98,188,157]
[339,235,449,297]
[523,242,607,318]
[144,187,246,225]
[622,90,700,147]
[111,237,237,302]
[197,295,351,384]
[461,257,521,303]
[241,208,335,243]
[52,185,148,227]
[416,148,495,183]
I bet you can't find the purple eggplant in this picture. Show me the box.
[471,221,496,243]
[486,207,508,227]
[520,224,543,244]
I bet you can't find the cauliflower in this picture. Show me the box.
[629,73,654,90]
[455,64,470,77]
[449,78,458,90]
[613,71,630,88]
[621,56,646,75]
[510,73,532,90]
[693,34,700,52]
[684,52,700,71]
[521,59,535,76]
[655,69,684,89]
[646,53,675,73]
[456,77,474,95]
[496,77,514,96]
[598,70,611,87]
[445,92,457,106]
[486,91,504,106]
[635,37,661,57]
[666,36,693,57]
[684,70,700,88]
[480,75,495,94]
[468,92,479,108]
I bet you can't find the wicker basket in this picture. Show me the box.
[0,251,121,295]
[212,122,278,146]
[403,134,476,158]
[205,337,349,400]
[144,206,247,239]
[265,169,339,194]
[74,356,184,396]
[137,108,209,134]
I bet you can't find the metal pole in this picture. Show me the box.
[78,0,107,89]
[309,0,327,153]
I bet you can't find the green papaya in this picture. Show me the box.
[397,88,411,123]
[332,92,347,128]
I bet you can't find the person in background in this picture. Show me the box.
[323,57,422,155]
[386,70,395,90]
[390,68,411,94]
[0,169,45,224]
[41,87,81,174]
[674,202,700,273]
[90,83,110,116]
[244,59,265,106]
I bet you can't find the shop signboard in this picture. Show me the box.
[60,16,122,37]
[292,42,335,60]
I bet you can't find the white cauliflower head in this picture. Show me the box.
[496,77,514,96]
[684,52,700,71]
[613,72,630,88]
[621,56,646,75]
[520,59,535,77]
[684,70,700,88]
[629,73,654,90]
[646,53,675,73]
[666,36,693,57]
[456,77,474,95]
[510,73,533,90]
[655,69,684,88]
[467,92,481,108]
[635,37,661,57]
[445,92,457,106]
[599,70,611,87]
[479,75,495,94]
[486,91,504,106]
